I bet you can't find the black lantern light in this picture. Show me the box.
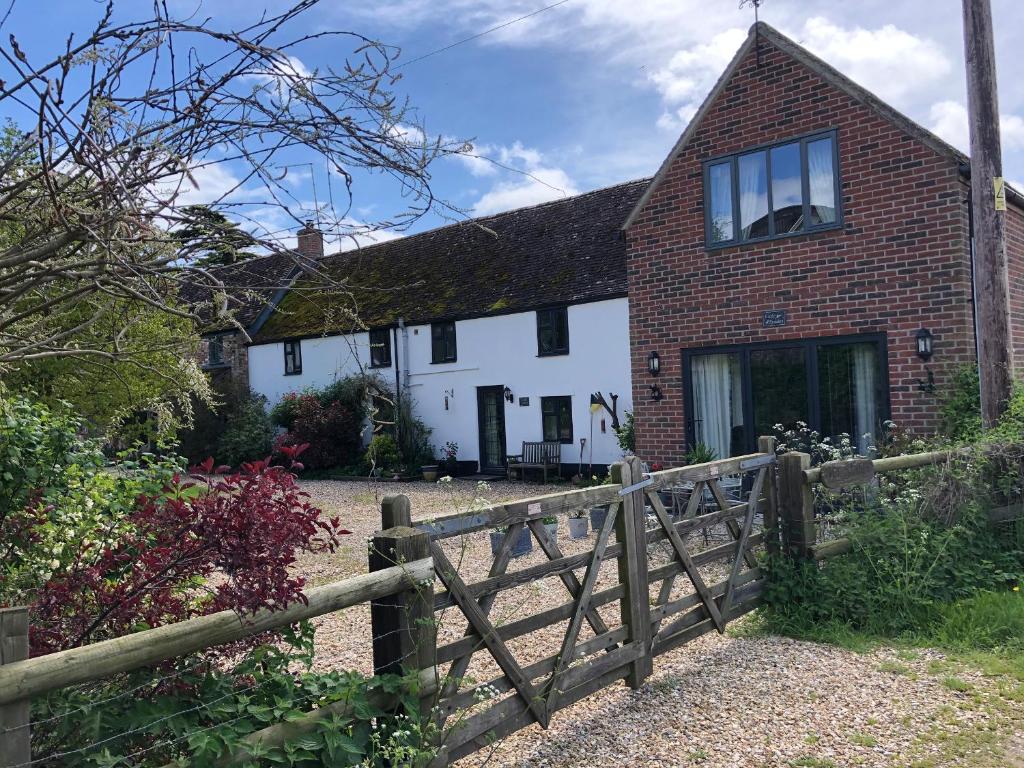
[647,350,661,376]
[915,328,934,361]
[503,386,514,404]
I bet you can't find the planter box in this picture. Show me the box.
[589,505,609,533]
[490,527,533,558]
[544,522,558,547]
[568,517,589,539]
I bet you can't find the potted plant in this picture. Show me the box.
[542,515,558,544]
[489,526,533,558]
[568,510,589,539]
[589,504,609,533]
[421,464,439,482]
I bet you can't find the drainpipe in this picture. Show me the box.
[392,324,402,448]
[398,317,411,391]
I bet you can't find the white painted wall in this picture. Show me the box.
[247,298,633,468]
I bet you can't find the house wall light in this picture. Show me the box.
[503,386,514,404]
[916,328,934,361]
[647,350,661,376]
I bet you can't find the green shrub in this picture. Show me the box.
[395,397,434,469]
[269,391,301,429]
[366,433,401,471]
[939,364,982,442]
[214,390,274,467]
[0,393,183,603]
[615,410,635,453]
[763,466,1023,638]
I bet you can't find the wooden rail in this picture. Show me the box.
[783,447,1021,561]
[4,448,785,768]
[0,558,433,707]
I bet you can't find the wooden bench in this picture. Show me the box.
[506,441,562,482]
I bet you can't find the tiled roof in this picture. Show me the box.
[253,178,649,343]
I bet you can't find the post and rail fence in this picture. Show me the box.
[3,438,1017,766]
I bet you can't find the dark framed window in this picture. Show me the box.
[431,321,457,364]
[537,307,569,356]
[369,328,391,368]
[541,396,573,444]
[283,340,302,375]
[207,335,225,366]
[704,130,841,248]
[682,333,888,459]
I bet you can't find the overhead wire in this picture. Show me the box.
[395,0,571,70]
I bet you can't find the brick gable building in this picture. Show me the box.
[624,23,1024,465]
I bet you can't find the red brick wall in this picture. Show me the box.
[1007,203,1024,369]
[625,40,976,465]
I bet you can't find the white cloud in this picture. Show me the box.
[648,18,954,135]
[797,17,951,106]
[456,141,578,215]
[474,167,579,216]
[930,100,1024,153]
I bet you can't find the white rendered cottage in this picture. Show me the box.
[246,180,647,474]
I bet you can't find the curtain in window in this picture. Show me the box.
[739,152,769,239]
[808,138,836,225]
[692,354,739,461]
[852,344,878,454]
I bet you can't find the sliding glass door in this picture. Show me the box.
[683,334,888,457]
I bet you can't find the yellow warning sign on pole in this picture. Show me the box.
[994,177,1007,211]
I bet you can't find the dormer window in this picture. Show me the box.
[704,130,840,248]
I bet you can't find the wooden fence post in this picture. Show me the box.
[757,436,780,556]
[778,452,815,559]
[369,496,435,678]
[610,457,652,688]
[1,607,30,768]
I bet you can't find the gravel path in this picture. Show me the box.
[296,479,1023,768]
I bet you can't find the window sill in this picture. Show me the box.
[284,371,302,376]
[706,221,843,252]
[369,362,392,370]
[537,350,570,358]
[430,359,457,365]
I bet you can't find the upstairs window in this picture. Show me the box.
[431,321,457,363]
[207,335,224,366]
[537,307,569,356]
[369,328,391,368]
[541,396,573,444]
[283,340,302,375]
[704,131,840,248]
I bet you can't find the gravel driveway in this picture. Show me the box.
[296,478,1023,768]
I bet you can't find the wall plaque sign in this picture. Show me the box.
[762,309,787,328]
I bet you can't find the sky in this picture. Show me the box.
[3,0,1024,251]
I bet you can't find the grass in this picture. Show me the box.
[848,732,878,747]
[788,758,837,768]
[942,676,973,693]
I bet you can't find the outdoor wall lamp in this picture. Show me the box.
[649,384,664,402]
[503,386,514,404]
[916,328,934,361]
[647,350,661,376]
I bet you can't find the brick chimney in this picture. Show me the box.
[296,221,324,259]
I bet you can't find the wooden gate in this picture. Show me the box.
[405,441,777,763]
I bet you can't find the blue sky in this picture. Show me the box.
[4,1,1024,252]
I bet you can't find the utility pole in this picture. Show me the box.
[963,0,1013,427]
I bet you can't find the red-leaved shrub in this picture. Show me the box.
[274,394,362,470]
[29,446,348,655]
